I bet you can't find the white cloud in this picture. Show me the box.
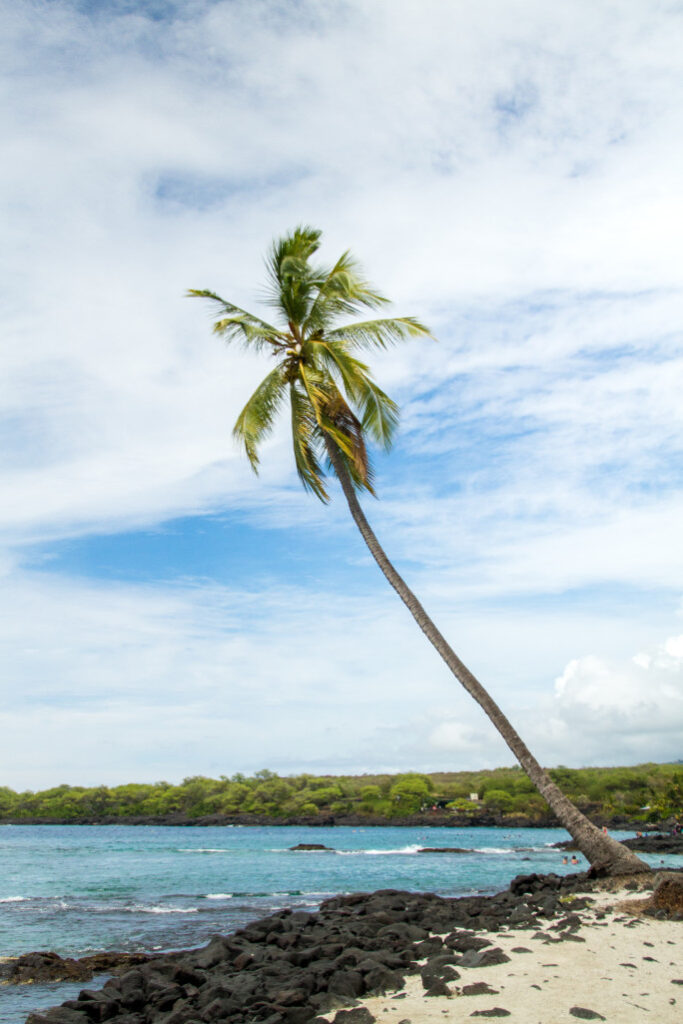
[541,634,683,763]
[2,562,680,789]
[427,632,683,769]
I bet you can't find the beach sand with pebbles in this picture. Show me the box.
[342,885,681,1024]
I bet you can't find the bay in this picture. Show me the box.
[1,823,675,1023]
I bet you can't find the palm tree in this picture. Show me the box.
[189,226,649,876]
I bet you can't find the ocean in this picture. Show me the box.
[1,823,676,1023]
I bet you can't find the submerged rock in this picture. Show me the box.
[290,843,335,851]
[417,847,473,854]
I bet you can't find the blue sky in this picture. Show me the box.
[2,0,683,789]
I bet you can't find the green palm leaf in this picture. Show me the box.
[264,226,323,326]
[187,289,285,352]
[233,365,289,470]
[355,377,399,450]
[313,342,397,449]
[327,315,431,350]
[290,381,328,501]
[304,251,388,334]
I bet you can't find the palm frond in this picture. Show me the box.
[313,342,399,450]
[304,251,389,334]
[299,362,377,492]
[290,381,329,501]
[327,315,432,350]
[187,289,285,352]
[297,364,331,425]
[232,365,289,470]
[313,341,370,400]
[319,389,374,494]
[264,227,323,326]
[355,378,399,450]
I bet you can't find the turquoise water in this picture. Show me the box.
[1,824,677,1023]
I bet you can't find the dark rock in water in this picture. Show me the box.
[569,1008,606,1021]
[622,833,683,855]
[1,950,150,985]
[290,844,334,851]
[26,1011,89,1024]
[417,847,472,854]
[555,832,683,855]
[2,952,91,985]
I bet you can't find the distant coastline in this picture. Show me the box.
[0,811,670,833]
[2,762,680,828]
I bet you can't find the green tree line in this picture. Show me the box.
[0,763,680,823]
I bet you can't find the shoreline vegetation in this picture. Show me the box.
[2,762,681,829]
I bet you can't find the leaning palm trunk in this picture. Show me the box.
[325,438,649,876]
[193,226,650,877]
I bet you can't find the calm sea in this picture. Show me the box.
[1,823,675,1023]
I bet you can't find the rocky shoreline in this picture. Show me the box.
[554,832,683,855]
[0,812,663,829]
[14,869,681,1024]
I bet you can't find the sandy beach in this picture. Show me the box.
[346,884,681,1024]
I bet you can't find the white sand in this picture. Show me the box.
[334,886,681,1023]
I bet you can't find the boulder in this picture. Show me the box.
[459,948,511,969]
[647,873,683,918]
[0,950,150,986]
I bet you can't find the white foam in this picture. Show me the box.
[0,895,27,902]
[337,844,423,856]
[204,893,233,900]
[177,848,231,854]
[129,905,198,914]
